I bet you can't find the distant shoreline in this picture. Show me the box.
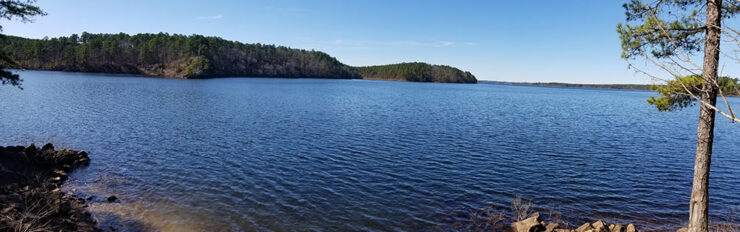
[478,80,653,91]
[480,80,740,97]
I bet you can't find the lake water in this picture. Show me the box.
[1,71,739,231]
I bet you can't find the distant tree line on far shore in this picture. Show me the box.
[481,77,740,97]
[0,32,477,83]
[356,62,477,83]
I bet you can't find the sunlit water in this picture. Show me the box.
[1,71,739,231]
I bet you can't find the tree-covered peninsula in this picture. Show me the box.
[356,62,477,83]
[0,32,477,83]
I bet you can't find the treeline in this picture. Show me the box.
[480,81,653,90]
[0,32,477,83]
[481,77,740,96]
[0,32,357,78]
[355,62,477,83]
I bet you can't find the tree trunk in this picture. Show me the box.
[688,1,721,232]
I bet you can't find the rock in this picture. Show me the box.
[106,195,117,202]
[0,144,99,231]
[592,220,607,232]
[77,157,91,166]
[511,212,545,232]
[626,224,636,232]
[24,144,38,155]
[554,229,571,232]
[676,228,688,232]
[41,143,54,151]
[610,224,623,232]
[77,151,88,158]
[576,223,594,232]
[53,169,67,177]
[546,222,559,232]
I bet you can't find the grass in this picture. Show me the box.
[453,203,506,232]
[0,146,95,232]
[711,209,738,232]
[1,188,55,232]
[451,196,552,232]
[511,196,533,221]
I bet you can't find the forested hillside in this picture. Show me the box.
[0,33,357,78]
[0,33,477,83]
[355,62,477,83]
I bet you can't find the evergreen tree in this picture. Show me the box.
[0,0,45,88]
[619,1,740,231]
[1,33,477,83]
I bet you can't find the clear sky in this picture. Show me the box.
[2,0,732,84]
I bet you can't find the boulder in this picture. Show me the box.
[576,223,594,232]
[626,224,636,232]
[24,144,38,156]
[105,195,117,202]
[511,212,546,232]
[610,224,623,232]
[41,143,54,151]
[592,220,607,232]
[676,228,688,232]
[545,222,559,232]
[53,169,67,177]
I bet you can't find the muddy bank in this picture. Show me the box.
[0,143,99,231]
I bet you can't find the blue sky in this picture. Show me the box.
[1,0,723,83]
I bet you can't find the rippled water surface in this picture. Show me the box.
[1,71,739,231]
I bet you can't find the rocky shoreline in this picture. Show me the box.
[510,212,639,232]
[0,143,100,231]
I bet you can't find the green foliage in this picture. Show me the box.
[647,75,739,111]
[1,32,475,83]
[718,75,740,95]
[647,75,703,111]
[617,0,740,59]
[0,37,20,85]
[0,32,360,79]
[0,0,45,31]
[618,1,740,111]
[0,0,45,88]
[184,56,211,78]
[355,62,477,83]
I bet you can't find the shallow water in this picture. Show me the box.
[1,71,739,231]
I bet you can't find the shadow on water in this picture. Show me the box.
[91,211,155,232]
[61,169,215,232]
[85,201,208,232]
